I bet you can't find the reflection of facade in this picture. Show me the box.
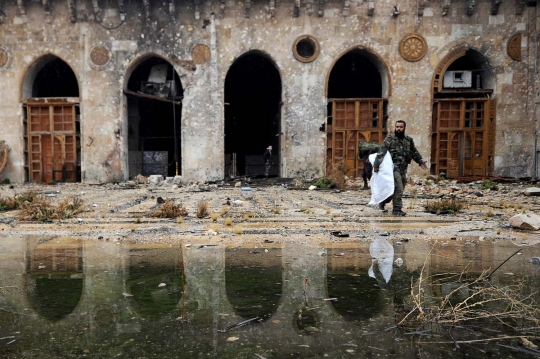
[0,2,538,183]
[0,236,538,357]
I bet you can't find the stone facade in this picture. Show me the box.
[0,0,539,183]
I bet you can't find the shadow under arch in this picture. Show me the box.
[123,53,184,178]
[325,46,391,179]
[225,247,283,321]
[24,237,84,322]
[430,46,496,178]
[224,50,282,178]
[326,45,392,98]
[431,45,495,98]
[20,53,80,101]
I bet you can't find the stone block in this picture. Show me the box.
[509,213,540,231]
[148,175,164,186]
[524,187,540,196]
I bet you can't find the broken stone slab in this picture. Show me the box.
[148,175,164,186]
[173,175,183,185]
[162,177,174,187]
[524,187,540,196]
[509,213,540,231]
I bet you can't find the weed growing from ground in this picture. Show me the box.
[225,218,233,226]
[234,226,243,235]
[425,198,468,214]
[196,201,209,218]
[151,199,188,218]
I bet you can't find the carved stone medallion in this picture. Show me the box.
[191,44,211,65]
[89,45,112,70]
[292,35,320,63]
[399,34,428,62]
[507,33,522,61]
[0,47,12,69]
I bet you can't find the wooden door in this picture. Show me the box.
[327,99,387,177]
[26,104,78,182]
[431,99,493,178]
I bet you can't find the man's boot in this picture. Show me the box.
[362,181,369,190]
[392,209,406,216]
[378,202,387,212]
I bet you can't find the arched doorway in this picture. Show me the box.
[326,47,390,178]
[430,47,496,178]
[224,51,282,178]
[125,56,183,178]
[22,55,81,183]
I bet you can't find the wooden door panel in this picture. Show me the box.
[26,104,79,183]
[433,100,493,178]
[327,99,386,178]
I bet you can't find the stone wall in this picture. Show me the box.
[0,0,538,183]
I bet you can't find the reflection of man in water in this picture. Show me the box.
[263,145,273,178]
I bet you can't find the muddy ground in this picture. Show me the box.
[1,177,539,248]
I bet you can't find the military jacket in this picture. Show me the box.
[372,134,424,173]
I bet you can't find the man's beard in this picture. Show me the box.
[395,130,405,138]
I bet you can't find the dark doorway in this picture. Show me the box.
[327,49,388,179]
[224,52,282,178]
[32,58,79,98]
[126,57,183,178]
[328,49,382,99]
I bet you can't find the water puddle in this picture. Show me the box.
[0,235,539,358]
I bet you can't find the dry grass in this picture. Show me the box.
[150,199,188,218]
[176,216,183,224]
[243,214,249,221]
[426,198,468,214]
[234,226,243,235]
[0,191,40,211]
[221,207,229,216]
[396,246,540,349]
[196,200,209,218]
[18,195,85,221]
[211,213,219,222]
[135,216,141,224]
[225,218,233,226]
[57,197,84,219]
[271,207,281,214]
[326,160,347,190]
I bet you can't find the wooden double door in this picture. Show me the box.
[326,99,387,178]
[431,99,495,178]
[25,103,79,183]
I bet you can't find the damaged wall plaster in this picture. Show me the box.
[0,0,538,183]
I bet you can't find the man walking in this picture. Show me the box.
[373,121,428,216]
[263,145,273,178]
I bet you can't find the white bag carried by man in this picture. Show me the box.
[368,152,394,205]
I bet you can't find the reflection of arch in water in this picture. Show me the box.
[24,238,84,321]
[225,248,283,321]
[126,246,184,319]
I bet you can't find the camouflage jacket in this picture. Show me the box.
[372,134,424,173]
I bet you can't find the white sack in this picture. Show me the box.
[368,238,395,283]
[368,152,394,205]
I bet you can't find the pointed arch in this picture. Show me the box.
[20,54,80,101]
